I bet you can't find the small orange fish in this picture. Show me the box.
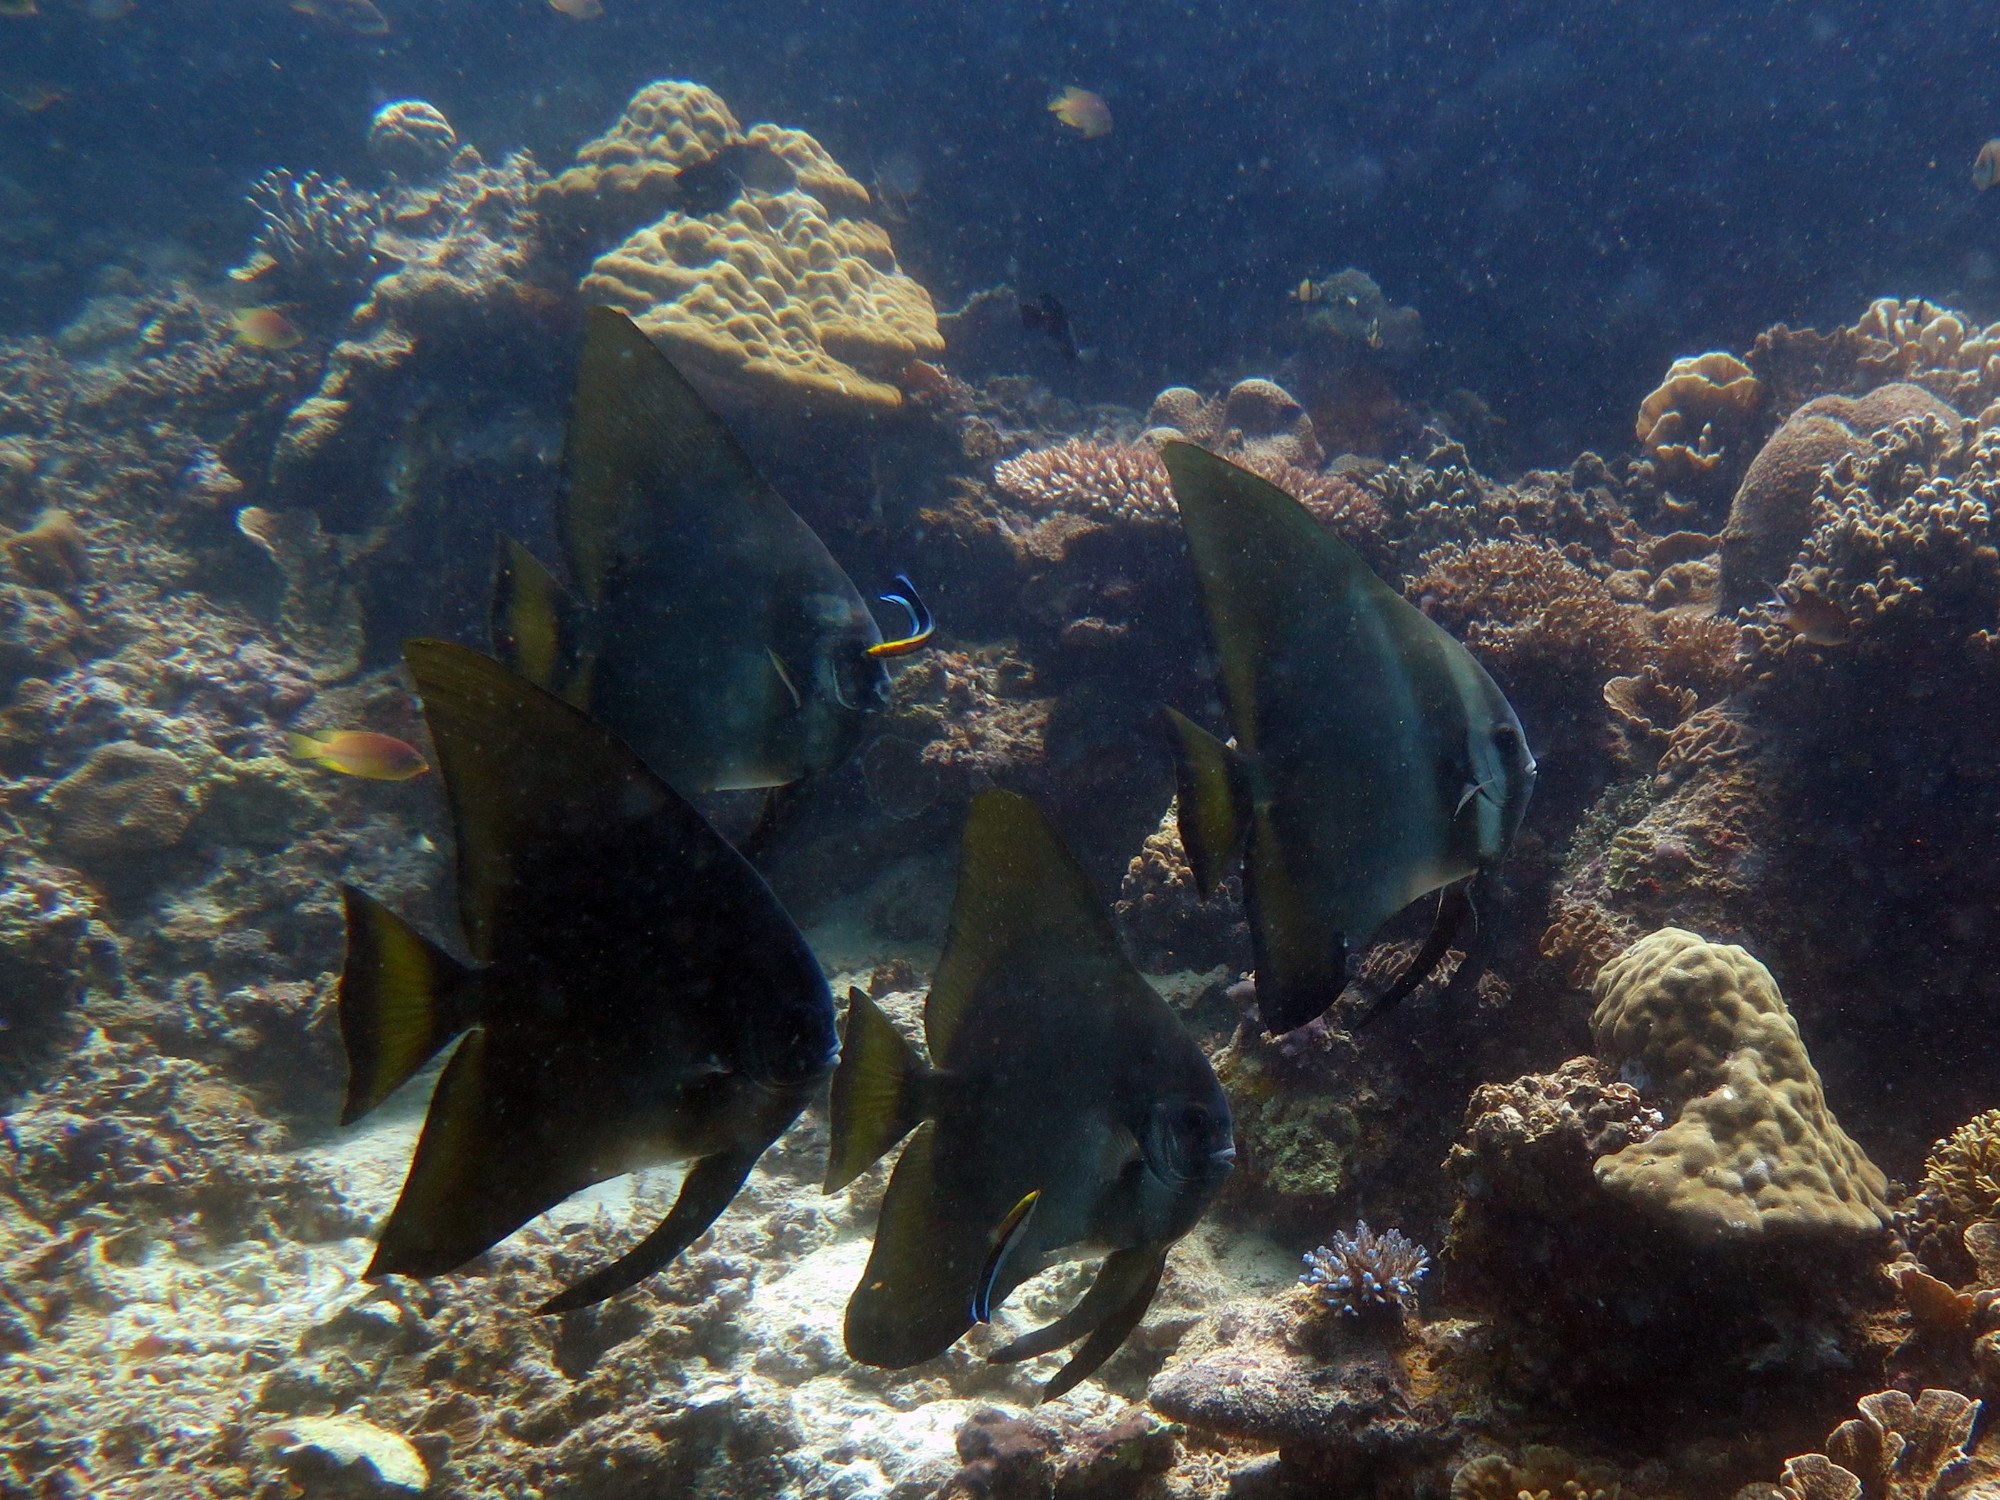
[1975,139,2000,192]
[1290,278,1321,304]
[548,0,601,18]
[231,307,303,351]
[3,82,66,111]
[288,730,430,781]
[1048,85,1112,139]
[1781,590,1852,647]
[0,0,37,17]
[289,0,387,33]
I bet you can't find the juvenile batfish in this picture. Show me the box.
[288,730,429,781]
[1976,140,2000,192]
[336,641,836,1309]
[1159,443,1537,1037]
[231,307,302,350]
[492,306,923,797]
[827,789,1234,1400]
[1049,85,1112,139]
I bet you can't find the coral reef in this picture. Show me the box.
[230,169,384,307]
[1113,797,1246,975]
[42,740,202,862]
[1739,1388,1986,1500]
[1635,350,1762,502]
[1903,1111,2000,1288]
[367,100,459,181]
[1299,1223,1428,1322]
[1719,383,1959,608]
[993,438,1178,529]
[1588,928,1889,1238]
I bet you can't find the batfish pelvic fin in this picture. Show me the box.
[1159,441,1536,1038]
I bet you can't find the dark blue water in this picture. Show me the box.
[2,0,1994,465]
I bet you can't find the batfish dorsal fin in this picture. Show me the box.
[923,787,1129,1062]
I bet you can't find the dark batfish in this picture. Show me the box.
[826,788,1234,1399]
[492,306,927,795]
[1159,443,1537,1038]
[336,640,837,1310]
[672,147,747,215]
[1019,292,1079,361]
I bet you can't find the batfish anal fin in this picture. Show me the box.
[337,885,476,1125]
[826,989,932,1193]
[490,535,591,706]
[989,1243,1169,1402]
[1159,707,1248,898]
[971,1189,1040,1324]
[844,1124,981,1369]
[1350,877,1476,1032]
[766,648,805,711]
[538,1142,765,1313]
[1243,804,1347,1035]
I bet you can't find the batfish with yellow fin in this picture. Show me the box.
[335,640,836,1310]
[1159,442,1537,1038]
[827,788,1234,1400]
[491,306,929,798]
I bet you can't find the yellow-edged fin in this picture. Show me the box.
[826,988,930,1193]
[490,535,587,703]
[971,1189,1039,1324]
[1244,803,1345,1035]
[843,1124,973,1368]
[287,731,329,766]
[1159,708,1248,898]
[336,885,475,1125]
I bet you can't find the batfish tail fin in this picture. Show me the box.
[489,535,592,707]
[826,988,931,1193]
[1160,707,1249,898]
[337,885,476,1126]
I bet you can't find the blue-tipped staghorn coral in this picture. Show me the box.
[1300,1221,1429,1320]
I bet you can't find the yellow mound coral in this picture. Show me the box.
[1589,928,1888,1237]
[1636,351,1762,496]
[555,80,939,415]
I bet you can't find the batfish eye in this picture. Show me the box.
[1492,725,1521,754]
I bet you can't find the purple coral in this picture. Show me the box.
[1300,1221,1428,1319]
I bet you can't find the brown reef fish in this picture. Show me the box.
[1975,140,2000,192]
[335,640,836,1310]
[827,789,1234,1400]
[288,730,429,781]
[491,307,929,802]
[1159,443,1537,1038]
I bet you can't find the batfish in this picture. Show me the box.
[826,788,1234,1400]
[491,305,929,796]
[1159,442,1537,1038]
[335,640,837,1310]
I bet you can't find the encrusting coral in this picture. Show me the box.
[1636,350,1763,501]
[1588,928,1889,1238]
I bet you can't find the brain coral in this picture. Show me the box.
[43,741,202,860]
[1589,928,1888,1238]
[562,80,940,415]
[1719,382,1960,608]
[1636,351,1762,498]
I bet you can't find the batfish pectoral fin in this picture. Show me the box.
[538,1142,766,1313]
[1350,877,1476,1032]
[844,1123,979,1369]
[826,989,932,1193]
[1243,807,1347,1035]
[337,885,476,1126]
[1159,707,1249,898]
[990,1242,1169,1402]
[490,535,591,706]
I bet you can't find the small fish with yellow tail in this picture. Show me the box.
[1975,139,2000,192]
[1048,85,1112,139]
[289,730,430,781]
[548,0,601,20]
[231,307,303,351]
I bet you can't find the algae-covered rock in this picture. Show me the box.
[262,1415,428,1497]
[194,755,330,849]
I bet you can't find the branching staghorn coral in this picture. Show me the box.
[231,169,383,301]
[1299,1222,1429,1321]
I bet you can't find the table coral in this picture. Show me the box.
[1719,383,1960,608]
[1589,928,1889,1238]
[1636,351,1763,502]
